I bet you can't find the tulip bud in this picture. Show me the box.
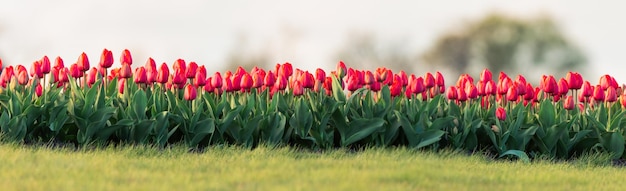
[87,67,98,87]
[558,78,569,95]
[364,70,375,85]
[172,70,186,87]
[173,59,186,75]
[496,107,506,121]
[204,79,214,93]
[186,61,198,79]
[480,68,492,83]
[485,80,497,95]
[134,67,147,84]
[369,81,381,92]
[280,62,293,78]
[336,61,347,78]
[54,56,65,69]
[466,84,478,99]
[17,69,29,86]
[413,77,425,94]
[145,58,157,84]
[119,63,133,79]
[212,72,223,89]
[41,56,51,74]
[120,49,132,65]
[446,86,457,100]
[315,68,326,82]
[118,78,125,94]
[543,76,558,95]
[566,72,583,90]
[264,71,276,87]
[157,63,170,84]
[31,61,44,79]
[292,81,304,96]
[457,86,467,102]
[621,92,626,108]
[424,72,435,89]
[435,71,445,88]
[240,73,253,90]
[563,96,575,110]
[275,75,288,91]
[99,49,113,69]
[77,52,90,72]
[606,86,617,102]
[390,79,402,97]
[35,83,43,97]
[70,63,83,79]
[593,85,605,102]
[506,84,518,102]
[194,71,206,87]
[184,84,197,101]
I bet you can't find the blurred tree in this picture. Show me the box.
[334,33,415,73]
[224,33,270,72]
[422,13,587,78]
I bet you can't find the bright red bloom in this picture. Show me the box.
[389,79,402,97]
[565,72,583,90]
[496,107,506,121]
[564,96,575,110]
[302,71,315,89]
[279,62,293,78]
[292,81,304,96]
[398,71,408,87]
[323,76,333,95]
[558,78,569,95]
[184,84,197,101]
[369,81,381,92]
[99,49,113,68]
[264,71,276,87]
[134,67,147,84]
[240,73,253,90]
[485,81,497,95]
[41,56,51,74]
[477,81,486,96]
[77,52,90,72]
[593,85,605,102]
[145,58,157,84]
[120,49,132,65]
[621,91,626,108]
[457,86,467,102]
[30,61,44,79]
[157,63,170,84]
[543,75,558,94]
[581,81,593,97]
[412,77,425,94]
[364,70,375,85]
[173,59,186,74]
[58,67,69,83]
[424,72,435,89]
[480,68,492,83]
[523,83,535,101]
[35,83,43,97]
[446,86,457,100]
[172,70,186,87]
[186,61,198,79]
[497,77,512,95]
[506,84,518,102]
[251,71,264,88]
[315,68,326,82]
[69,63,83,78]
[435,71,445,88]
[87,67,98,87]
[204,79,215,93]
[275,75,288,91]
[212,72,223,89]
[466,84,478,99]
[516,75,527,87]
[119,63,133,79]
[347,75,360,92]
[606,86,617,103]
[54,56,65,69]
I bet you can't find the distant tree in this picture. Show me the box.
[422,13,587,78]
[334,33,415,73]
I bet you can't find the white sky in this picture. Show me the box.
[0,0,625,83]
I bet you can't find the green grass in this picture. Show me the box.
[0,144,624,191]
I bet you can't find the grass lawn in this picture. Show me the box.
[0,144,624,191]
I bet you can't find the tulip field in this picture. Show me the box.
[2,49,626,162]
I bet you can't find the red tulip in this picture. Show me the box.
[412,77,425,94]
[558,78,569,95]
[212,72,223,89]
[279,62,293,78]
[134,67,147,84]
[184,84,197,101]
[264,71,276,87]
[41,56,51,74]
[424,72,435,89]
[204,79,215,93]
[119,63,132,79]
[77,52,90,72]
[99,49,113,68]
[515,75,527,87]
[497,77,512,95]
[477,81,486,96]
[173,59,186,74]
[186,61,198,79]
[435,71,445,88]
[275,75,288,91]
[156,63,170,84]
[564,96,575,110]
[346,75,360,92]
[240,73,253,90]
[301,72,315,89]
[364,70,375,85]
[496,107,506,121]
[446,86,457,100]
[543,75,558,94]
[485,81,497,95]
[69,64,83,78]
[620,92,626,108]
[390,79,402,97]
[606,86,617,102]
[593,85,604,102]
[498,71,509,82]
[480,68,492,83]
[118,78,125,94]
[172,70,186,87]
[17,69,29,86]
[398,71,408,87]
[457,87,467,102]
[120,49,132,65]
[523,83,534,101]
[292,81,304,96]
[231,73,242,91]
[251,71,264,88]
[466,84,478,99]
[323,76,333,95]
[581,81,593,98]
[30,61,44,79]
[145,58,157,84]
[54,56,65,69]
[87,67,98,87]
[35,83,43,97]
[336,61,347,78]
[506,85,518,102]
[315,68,326,82]
[565,72,583,90]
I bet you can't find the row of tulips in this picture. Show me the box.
[1,49,626,160]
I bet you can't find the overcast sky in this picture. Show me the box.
[1,0,625,83]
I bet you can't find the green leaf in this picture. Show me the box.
[538,100,556,128]
[499,150,530,163]
[608,132,625,159]
[343,118,384,146]
[416,130,445,149]
[331,75,345,103]
[133,90,148,120]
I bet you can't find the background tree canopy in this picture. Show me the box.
[422,13,587,79]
